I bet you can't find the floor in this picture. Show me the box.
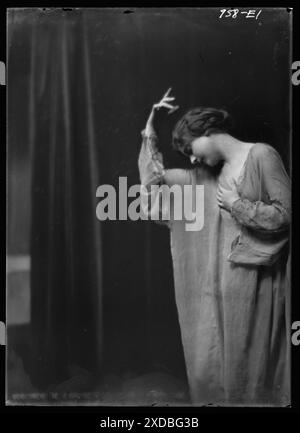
[6,348,191,406]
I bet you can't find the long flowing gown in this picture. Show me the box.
[138,129,291,406]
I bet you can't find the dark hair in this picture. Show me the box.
[172,107,233,155]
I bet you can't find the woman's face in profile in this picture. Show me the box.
[188,135,221,167]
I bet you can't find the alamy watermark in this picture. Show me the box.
[96,176,204,231]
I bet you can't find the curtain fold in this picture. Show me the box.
[28,10,103,388]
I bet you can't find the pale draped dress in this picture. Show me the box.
[138,129,291,406]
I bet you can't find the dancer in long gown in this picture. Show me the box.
[138,89,291,406]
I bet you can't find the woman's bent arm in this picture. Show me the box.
[138,129,190,226]
[231,145,291,233]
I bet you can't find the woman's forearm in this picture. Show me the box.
[231,198,290,233]
[137,128,171,226]
[138,129,165,188]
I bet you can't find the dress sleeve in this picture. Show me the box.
[138,129,190,227]
[138,129,166,188]
[230,145,291,233]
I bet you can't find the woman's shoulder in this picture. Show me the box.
[249,142,289,177]
[250,142,280,160]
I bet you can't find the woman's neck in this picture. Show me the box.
[213,133,253,166]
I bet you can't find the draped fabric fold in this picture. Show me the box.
[26,11,103,388]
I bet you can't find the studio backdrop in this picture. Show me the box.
[7,8,291,397]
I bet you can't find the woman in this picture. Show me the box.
[138,89,291,406]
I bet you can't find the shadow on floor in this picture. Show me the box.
[6,350,191,406]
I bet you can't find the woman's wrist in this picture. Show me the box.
[145,121,156,137]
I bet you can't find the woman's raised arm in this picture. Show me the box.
[138,89,191,226]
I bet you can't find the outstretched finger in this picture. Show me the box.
[168,105,179,114]
[163,87,172,98]
[161,102,177,110]
[153,102,170,110]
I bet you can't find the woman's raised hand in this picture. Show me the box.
[145,88,179,135]
[153,88,180,114]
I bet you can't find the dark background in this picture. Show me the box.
[6,7,291,400]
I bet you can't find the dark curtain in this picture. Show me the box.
[7,8,291,391]
[8,10,103,388]
[29,11,103,387]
